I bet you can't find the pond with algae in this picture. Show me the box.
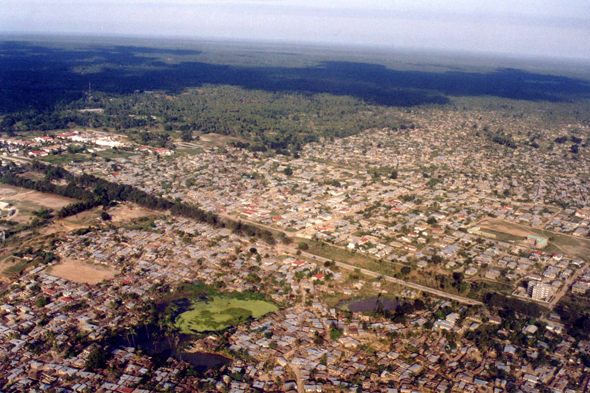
[175,295,278,333]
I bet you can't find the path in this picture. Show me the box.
[283,349,304,393]
[549,264,587,308]
[1,155,31,165]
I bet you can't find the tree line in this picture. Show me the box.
[0,162,278,244]
[483,292,546,318]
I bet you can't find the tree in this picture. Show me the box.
[298,242,309,251]
[100,212,112,221]
[35,297,49,308]
[390,170,398,179]
[400,266,411,275]
[284,167,293,176]
[571,144,579,154]
[32,207,54,220]
[180,128,193,142]
[85,347,110,371]
[431,255,443,264]
[330,324,343,340]
[452,272,464,283]
[554,136,568,144]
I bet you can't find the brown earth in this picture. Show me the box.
[0,184,76,223]
[478,218,590,259]
[107,204,155,223]
[48,257,117,284]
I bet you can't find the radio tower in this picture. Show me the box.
[86,81,93,106]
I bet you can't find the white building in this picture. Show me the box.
[96,137,124,148]
[528,281,552,301]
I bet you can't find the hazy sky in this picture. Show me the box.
[2,0,590,59]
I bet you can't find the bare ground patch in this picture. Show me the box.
[48,257,117,284]
[478,218,531,237]
[478,218,590,259]
[0,184,76,223]
[107,204,156,223]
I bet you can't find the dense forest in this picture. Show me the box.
[1,87,406,154]
[2,38,590,153]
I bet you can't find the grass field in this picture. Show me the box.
[297,238,401,276]
[40,153,90,165]
[176,296,277,333]
[96,149,136,160]
[3,260,36,277]
[175,147,204,156]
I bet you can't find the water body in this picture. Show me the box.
[119,324,230,371]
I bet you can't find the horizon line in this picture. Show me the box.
[2,30,590,64]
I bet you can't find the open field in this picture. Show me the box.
[96,149,136,160]
[47,257,117,284]
[291,248,483,305]
[106,204,157,223]
[40,153,90,165]
[176,296,278,333]
[294,238,400,275]
[3,260,36,277]
[0,184,75,223]
[192,134,248,147]
[478,218,590,259]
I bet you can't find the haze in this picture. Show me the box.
[1,0,590,60]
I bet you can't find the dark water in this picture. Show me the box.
[340,297,401,313]
[155,297,193,315]
[119,324,230,371]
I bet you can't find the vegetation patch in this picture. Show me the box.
[175,296,277,333]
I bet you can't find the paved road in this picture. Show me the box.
[278,246,483,306]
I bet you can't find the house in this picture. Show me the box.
[152,147,174,156]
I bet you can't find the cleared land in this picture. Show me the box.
[47,257,117,284]
[478,218,590,259]
[176,296,278,333]
[0,184,75,223]
[106,204,156,223]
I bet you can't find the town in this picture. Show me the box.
[0,98,590,393]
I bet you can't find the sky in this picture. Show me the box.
[2,0,590,59]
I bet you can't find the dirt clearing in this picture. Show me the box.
[107,204,156,223]
[478,218,590,259]
[0,184,76,223]
[48,257,117,284]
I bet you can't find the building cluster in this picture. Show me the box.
[0,131,126,158]
[61,120,589,305]
[0,210,587,392]
[0,104,589,391]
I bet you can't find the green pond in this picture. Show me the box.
[175,296,278,333]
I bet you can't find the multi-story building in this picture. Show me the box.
[528,281,552,301]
